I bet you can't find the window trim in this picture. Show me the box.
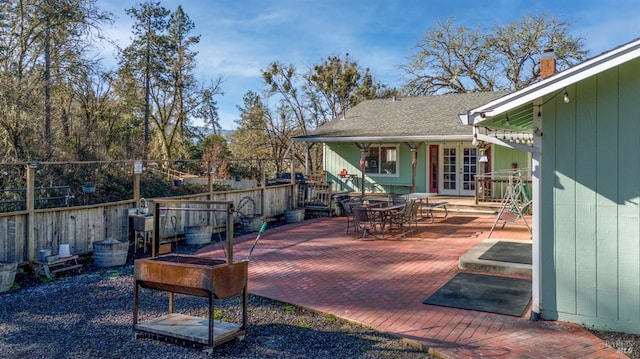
[365,144,400,177]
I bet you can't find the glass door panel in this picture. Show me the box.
[440,144,477,196]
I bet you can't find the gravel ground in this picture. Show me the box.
[2,240,638,358]
[0,243,432,359]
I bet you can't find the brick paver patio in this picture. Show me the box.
[197,214,627,358]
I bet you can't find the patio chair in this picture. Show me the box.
[387,194,406,206]
[409,199,421,231]
[341,199,359,234]
[351,205,382,240]
[388,199,416,238]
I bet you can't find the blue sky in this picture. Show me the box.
[98,0,640,130]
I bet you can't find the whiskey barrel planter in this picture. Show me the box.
[93,238,129,267]
[185,225,212,245]
[241,216,263,232]
[0,262,17,293]
[284,209,305,223]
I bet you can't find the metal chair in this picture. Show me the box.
[388,199,416,238]
[341,199,359,234]
[387,194,406,206]
[351,205,382,240]
[408,199,421,231]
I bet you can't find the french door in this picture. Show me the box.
[440,144,477,196]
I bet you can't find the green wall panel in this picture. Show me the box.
[574,78,597,318]
[616,60,640,324]
[326,143,427,194]
[553,83,577,315]
[541,58,640,333]
[493,146,529,172]
[595,69,620,324]
[540,91,557,315]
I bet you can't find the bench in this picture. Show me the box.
[424,201,448,223]
[33,255,82,279]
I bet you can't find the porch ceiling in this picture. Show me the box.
[477,102,534,133]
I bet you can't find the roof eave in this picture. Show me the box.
[292,135,472,143]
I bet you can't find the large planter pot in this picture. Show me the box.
[241,216,263,232]
[185,225,212,245]
[0,262,17,293]
[93,238,128,267]
[284,209,305,224]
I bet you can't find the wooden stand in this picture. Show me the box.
[33,255,82,278]
[133,258,248,350]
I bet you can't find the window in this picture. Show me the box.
[365,145,398,175]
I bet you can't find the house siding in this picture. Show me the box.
[540,59,640,334]
[492,146,530,173]
[325,143,425,194]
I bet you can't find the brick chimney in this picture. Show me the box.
[540,48,556,80]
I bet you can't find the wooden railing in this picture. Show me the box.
[474,169,532,205]
[307,171,327,183]
[148,166,198,180]
[297,182,332,216]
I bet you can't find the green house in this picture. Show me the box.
[293,92,529,198]
[468,40,640,334]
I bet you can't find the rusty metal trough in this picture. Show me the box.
[133,200,249,349]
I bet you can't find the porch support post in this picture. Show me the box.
[354,143,371,199]
[359,147,367,198]
[303,141,309,176]
[410,148,417,193]
[405,142,424,194]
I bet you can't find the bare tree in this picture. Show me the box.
[249,55,390,173]
[401,13,588,95]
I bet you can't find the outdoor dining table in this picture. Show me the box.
[367,203,406,234]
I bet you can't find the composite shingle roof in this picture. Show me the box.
[294,91,510,142]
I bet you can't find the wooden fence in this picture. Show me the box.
[0,182,295,267]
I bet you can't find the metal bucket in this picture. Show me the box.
[40,249,52,262]
[185,225,212,245]
[58,243,71,258]
[0,262,17,293]
[93,238,128,267]
[284,209,305,223]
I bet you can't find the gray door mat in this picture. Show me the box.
[423,272,532,317]
[478,241,531,265]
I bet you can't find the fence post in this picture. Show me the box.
[207,160,213,199]
[260,160,266,217]
[26,163,37,262]
[133,161,141,203]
